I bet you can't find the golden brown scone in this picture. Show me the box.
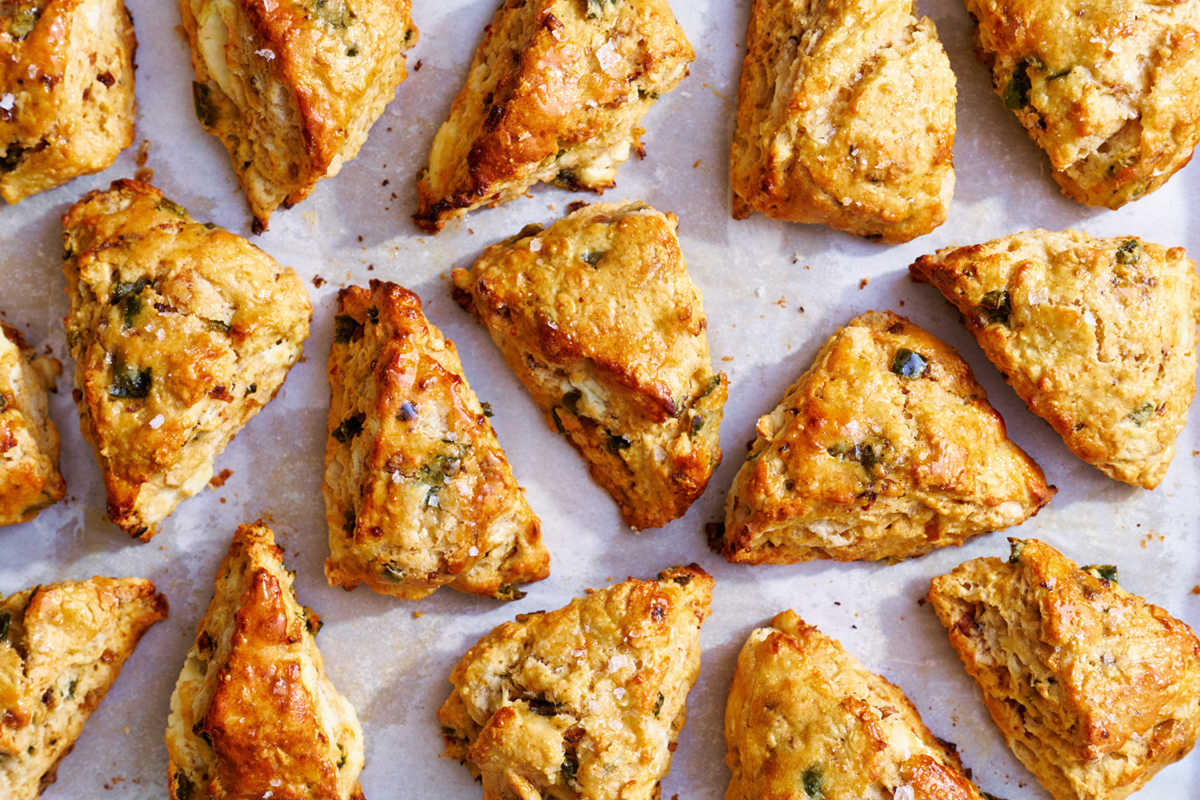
[166,521,366,800]
[928,539,1200,800]
[966,0,1200,209]
[0,0,137,204]
[911,229,1200,489]
[725,610,987,800]
[323,280,549,601]
[0,322,65,526]
[179,0,417,230]
[413,0,693,233]
[0,576,168,800]
[439,564,712,800]
[62,179,312,540]
[452,202,727,530]
[716,311,1054,565]
[729,0,956,244]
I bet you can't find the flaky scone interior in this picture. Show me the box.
[0,323,65,526]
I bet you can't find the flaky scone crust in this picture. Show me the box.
[438,565,713,800]
[0,323,65,526]
[718,310,1054,565]
[928,539,1200,800]
[911,229,1200,489]
[452,201,727,530]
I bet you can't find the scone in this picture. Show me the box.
[179,0,417,230]
[62,179,312,539]
[0,0,137,203]
[0,577,168,800]
[725,610,987,800]
[439,564,712,800]
[452,202,728,530]
[413,0,693,233]
[323,280,549,601]
[166,521,366,800]
[729,0,956,243]
[0,323,65,526]
[928,539,1200,800]
[911,229,1200,489]
[966,0,1200,208]
[715,310,1054,565]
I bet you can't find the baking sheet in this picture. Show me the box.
[2,0,1198,797]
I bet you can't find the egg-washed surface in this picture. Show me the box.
[0,322,64,527]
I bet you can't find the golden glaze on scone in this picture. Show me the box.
[966,0,1200,208]
[323,280,549,601]
[911,229,1200,489]
[717,311,1054,565]
[0,577,168,800]
[928,539,1200,800]
[0,0,137,203]
[439,564,712,800]
[179,0,417,229]
[62,179,311,539]
[724,610,986,800]
[166,521,366,800]
[452,202,727,530]
[729,0,956,243]
[0,323,64,526]
[413,0,693,233]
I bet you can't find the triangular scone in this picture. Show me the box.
[167,522,366,800]
[0,577,168,800]
[729,0,956,243]
[911,229,1200,489]
[452,202,728,530]
[0,323,65,526]
[179,0,417,230]
[323,280,549,601]
[928,539,1200,800]
[62,180,312,539]
[716,311,1054,565]
[725,610,987,800]
[413,0,693,233]
[439,565,712,800]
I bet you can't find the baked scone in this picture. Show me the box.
[729,0,956,243]
[452,202,727,530]
[439,564,713,800]
[0,322,65,526]
[0,577,168,800]
[413,0,693,233]
[715,310,1054,565]
[911,229,1200,489]
[928,539,1200,800]
[966,0,1200,208]
[167,521,366,800]
[179,0,417,230]
[62,179,312,540]
[725,610,987,800]
[0,0,137,203]
[323,280,549,601]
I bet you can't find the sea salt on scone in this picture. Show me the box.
[62,179,311,540]
[966,0,1200,208]
[166,521,366,800]
[725,610,987,800]
[413,0,693,233]
[729,0,956,243]
[452,202,727,530]
[911,229,1200,489]
[439,564,712,800]
[323,280,549,601]
[716,311,1054,565]
[0,0,137,203]
[0,577,168,800]
[928,539,1200,800]
[0,323,65,526]
[179,0,417,230]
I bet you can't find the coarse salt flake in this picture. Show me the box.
[614,687,626,699]
[0,94,13,111]
[595,41,620,74]
[149,414,164,429]
[529,238,542,252]
[894,785,915,800]
[391,470,402,484]
[607,654,631,673]
[1083,309,1096,326]
[255,48,276,61]
[468,547,479,557]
